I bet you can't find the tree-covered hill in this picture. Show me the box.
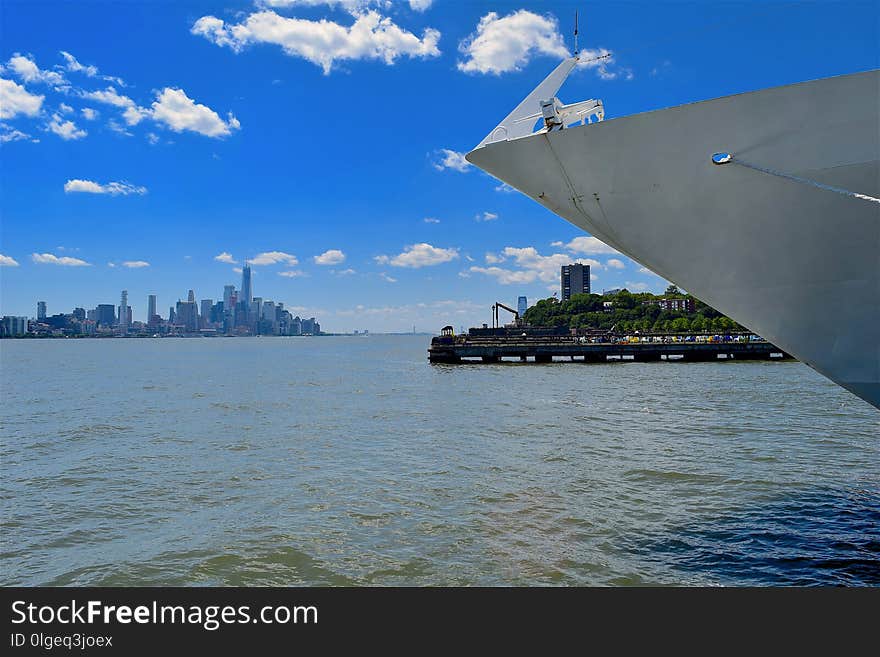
[522,285,746,334]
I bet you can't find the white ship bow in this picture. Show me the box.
[467,64,880,409]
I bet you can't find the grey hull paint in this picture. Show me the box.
[467,70,880,409]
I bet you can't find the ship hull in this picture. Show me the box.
[467,70,880,408]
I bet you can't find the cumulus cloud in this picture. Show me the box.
[554,236,621,256]
[191,10,441,75]
[375,243,458,268]
[250,251,299,266]
[625,281,651,292]
[5,54,66,86]
[122,260,150,268]
[63,179,147,195]
[214,252,238,264]
[82,86,236,136]
[423,217,440,224]
[432,148,470,172]
[457,10,568,75]
[81,107,98,120]
[495,182,515,193]
[606,258,625,269]
[0,78,44,119]
[379,272,398,283]
[0,254,20,266]
[31,253,91,266]
[475,211,498,222]
[278,270,307,277]
[47,113,87,140]
[314,249,346,265]
[59,102,74,113]
[150,88,239,137]
[638,266,659,276]
[470,246,602,285]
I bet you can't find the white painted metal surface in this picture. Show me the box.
[467,67,880,409]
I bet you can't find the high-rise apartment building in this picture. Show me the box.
[96,304,116,327]
[37,301,47,321]
[200,299,213,328]
[561,264,590,301]
[517,296,528,317]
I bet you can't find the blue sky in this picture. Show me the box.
[1,0,877,332]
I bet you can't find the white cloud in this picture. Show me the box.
[314,249,346,265]
[423,217,440,224]
[214,252,237,264]
[606,258,625,269]
[638,266,659,276]
[146,132,160,145]
[278,270,307,277]
[558,236,620,256]
[0,254,20,266]
[31,252,91,266]
[335,268,357,275]
[470,245,602,285]
[475,211,498,222]
[81,107,98,120]
[0,78,44,119]
[81,87,148,125]
[122,260,150,268]
[0,125,35,143]
[150,88,239,137]
[375,243,458,268]
[232,266,242,274]
[495,182,515,193]
[259,0,435,13]
[47,113,87,140]
[457,10,568,75]
[625,281,651,292]
[408,0,433,10]
[191,10,441,75]
[59,102,73,113]
[59,51,98,77]
[576,48,619,80]
[63,179,147,195]
[432,148,470,172]
[379,272,398,283]
[6,54,66,86]
[250,251,299,266]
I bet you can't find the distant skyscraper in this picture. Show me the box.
[119,290,129,333]
[200,299,213,328]
[147,295,157,324]
[561,264,590,301]
[223,285,235,309]
[96,304,116,328]
[187,289,195,303]
[176,300,198,332]
[517,296,528,317]
[240,263,252,310]
[36,301,47,321]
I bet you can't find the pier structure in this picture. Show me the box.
[428,331,792,365]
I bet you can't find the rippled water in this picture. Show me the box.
[1,336,878,586]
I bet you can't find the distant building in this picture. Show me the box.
[603,288,623,296]
[95,304,116,328]
[118,290,129,333]
[37,301,47,321]
[175,300,199,332]
[147,295,158,325]
[517,296,528,317]
[240,263,252,310]
[72,307,85,321]
[200,299,213,328]
[561,264,590,301]
[1,316,28,336]
[652,297,695,313]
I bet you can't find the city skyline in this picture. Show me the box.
[2,2,877,331]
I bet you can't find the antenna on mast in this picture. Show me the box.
[574,10,579,56]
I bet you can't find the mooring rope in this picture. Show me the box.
[716,154,880,205]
